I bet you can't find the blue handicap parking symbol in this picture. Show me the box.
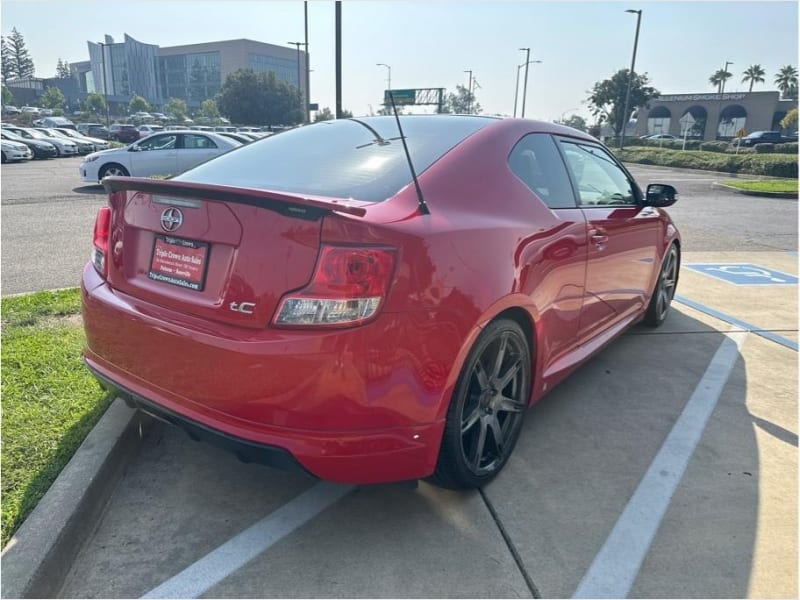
[685,263,798,286]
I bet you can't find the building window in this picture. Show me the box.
[647,106,672,136]
[717,105,747,139]
[248,53,298,87]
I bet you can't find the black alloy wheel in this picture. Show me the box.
[429,318,531,489]
[645,243,679,327]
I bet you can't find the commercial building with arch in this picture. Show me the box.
[635,91,797,140]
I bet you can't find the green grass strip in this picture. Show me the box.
[721,179,798,193]
[1,288,111,548]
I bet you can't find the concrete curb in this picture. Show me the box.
[1,399,151,598]
[712,181,798,200]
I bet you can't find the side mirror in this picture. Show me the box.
[645,183,678,207]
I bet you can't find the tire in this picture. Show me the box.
[428,318,532,489]
[99,163,130,179]
[644,243,679,327]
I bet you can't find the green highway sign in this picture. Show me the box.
[384,89,416,105]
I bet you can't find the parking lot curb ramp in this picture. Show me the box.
[1,399,152,598]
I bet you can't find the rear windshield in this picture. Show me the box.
[174,116,495,202]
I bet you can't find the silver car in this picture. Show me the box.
[53,127,110,152]
[2,126,78,156]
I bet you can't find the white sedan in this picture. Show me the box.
[79,130,242,182]
[1,139,33,162]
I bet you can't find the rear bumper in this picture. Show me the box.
[81,264,456,484]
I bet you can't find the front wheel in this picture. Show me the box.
[644,243,679,327]
[428,318,532,489]
[99,163,130,179]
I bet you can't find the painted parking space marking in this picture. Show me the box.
[573,331,748,599]
[675,295,798,352]
[685,263,798,285]
[141,482,354,599]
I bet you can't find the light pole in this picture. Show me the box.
[288,41,304,119]
[619,8,642,150]
[515,57,541,118]
[376,63,391,105]
[304,1,310,123]
[464,70,473,114]
[519,48,530,117]
[720,60,733,95]
[97,42,110,128]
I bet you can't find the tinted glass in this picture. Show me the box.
[559,141,637,206]
[175,116,495,202]
[182,134,217,149]
[138,134,177,151]
[508,134,576,209]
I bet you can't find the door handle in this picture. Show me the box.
[589,229,609,246]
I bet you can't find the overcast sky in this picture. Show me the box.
[2,1,797,121]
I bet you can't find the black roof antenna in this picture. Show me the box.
[387,90,430,216]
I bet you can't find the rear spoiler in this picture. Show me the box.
[102,176,368,219]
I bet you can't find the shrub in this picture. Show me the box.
[754,143,775,153]
[775,142,798,154]
[699,141,729,153]
[614,146,797,178]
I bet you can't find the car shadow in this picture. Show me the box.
[72,185,105,195]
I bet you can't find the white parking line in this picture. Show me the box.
[141,481,354,599]
[573,330,748,599]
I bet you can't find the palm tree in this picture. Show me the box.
[741,64,766,92]
[775,65,798,99]
[709,69,732,93]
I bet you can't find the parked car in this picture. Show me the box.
[81,116,681,488]
[645,133,677,140]
[131,112,154,124]
[21,106,40,117]
[35,128,95,154]
[1,138,33,162]
[41,116,76,130]
[736,130,798,146]
[77,123,111,140]
[0,129,58,159]
[40,108,54,117]
[151,112,169,121]
[2,105,21,116]
[218,132,254,144]
[54,127,110,152]
[79,130,241,181]
[137,124,165,138]
[108,124,140,143]
[2,125,78,156]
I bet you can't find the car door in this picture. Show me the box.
[177,134,221,173]
[557,138,660,342]
[128,133,178,177]
[507,133,588,368]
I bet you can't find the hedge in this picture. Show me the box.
[754,143,774,153]
[614,146,798,178]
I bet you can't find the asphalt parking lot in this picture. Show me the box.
[1,157,797,598]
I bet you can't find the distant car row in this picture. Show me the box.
[639,130,798,145]
[74,122,275,142]
[1,124,110,158]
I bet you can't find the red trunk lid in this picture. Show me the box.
[102,177,369,329]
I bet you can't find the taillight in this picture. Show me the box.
[91,206,111,277]
[274,245,396,327]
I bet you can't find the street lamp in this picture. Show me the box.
[464,70,473,114]
[376,63,391,104]
[93,42,112,128]
[288,41,305,118]
[720,60,733,94]
[514,58,542,118]
[619,8,642,150]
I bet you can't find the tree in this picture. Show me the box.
[199,98,220,122]
[55,58,71,79]
[6,28,35,79]
[587,69,659,136]
[441,85,481,114]
[86,92,106,114]
[741,64,765,93]
[164,97,187,121]
[216,69,303,126]
[775,65,798,99]
[40,86,65,109]
[314,107,334,121]
[708,68,732,93]
[780,108,798,130]
[2,85,13,106]
[1,37,14,82]
[556,114,587,132]
[128,94,150,113]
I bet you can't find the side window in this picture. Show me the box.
[138,134,177,151]
[183,134,218,150]
[508,133,576,209]
[559,141,637,206]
